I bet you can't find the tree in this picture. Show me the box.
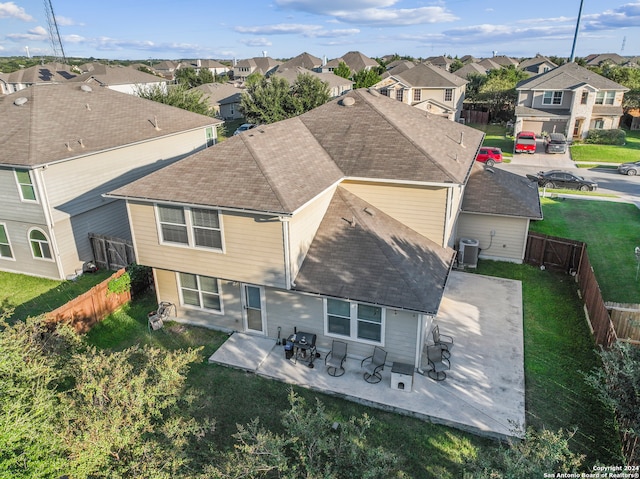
[210,390,398,478]
[333,61,352,80]
[476,66,529,121]
[598,65,640,111]
[0,315,210,479]
[353,68,381,89]
[449,58,464,72]
[136,83,210,115]
[291,73,330,112]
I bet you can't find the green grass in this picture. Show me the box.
[529,198,640,303]
[570,129,640,164]
[469,123,514,158]
[218,118,246,142]
[0,269,113,322]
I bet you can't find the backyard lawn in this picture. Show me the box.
[469,123,514,158]
[571,129,640,164]
[529,197,640,304]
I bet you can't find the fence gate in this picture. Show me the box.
[524,232,584,274]
[89,233,135,271]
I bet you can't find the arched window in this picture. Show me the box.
[29,229,52,260]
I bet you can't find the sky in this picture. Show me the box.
[1,1,639,62]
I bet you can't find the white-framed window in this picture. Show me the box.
[395,89,403,102]
[0,224,14,259]
[325,298,384,344]
[178,272,223,313]
[580,91,588,104]
[595,91,615,105]
[413,89,421,102]
[14,169,37,202]
[206,126,215,147]
[444,89,453,102]
[542,91,563,105]
[594,118,605,129]
[156,205,223,251]
[28,228,53,260]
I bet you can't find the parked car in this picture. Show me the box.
[617,160,640,176]
[233,123,257,135]
[475,147,503,166]
[526,170,597,191]
[545,133,568,154]
[515,131,537,154]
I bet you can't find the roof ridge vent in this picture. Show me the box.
[340,97,355,107]
[367,87,380,96]
[14,97,28,106]
[152,116,161,131]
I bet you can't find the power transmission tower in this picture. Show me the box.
[44,0,66,64]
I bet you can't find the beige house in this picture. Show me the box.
[109,88,540,368]
[372,63,467,121]
[0,62,76,95]
[518,55,557,76]
[191,83,244,119]
[319,51,378,75]
[271,66,353,98]
[232,57,280,82]
[0,83,222,280]
[67,64,167,96]
[515,62,629,138]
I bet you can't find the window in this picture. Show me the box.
[157,205,222,250]
[444,89,453,102]
[542,91,563,105]
[413,89,421,102]
[206,126,215,147]
[594,118,605,129]
[580,91,588,104]
[325,298,384,344]
[0,224,13,259]
[29,228,52,260]
[178,273,222,312]
[595,91,615,105]
[15,169,37,202]
[395,89,403,102]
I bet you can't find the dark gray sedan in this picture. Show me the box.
[527,170,598,191]
[617,160,640,176]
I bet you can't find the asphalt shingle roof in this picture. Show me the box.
[391,63,467,88]
[1,83,222,167]
[516,62,629,91]
[293,187,455,314]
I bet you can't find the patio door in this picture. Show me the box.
[242,284,266,334]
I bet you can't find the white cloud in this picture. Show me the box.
[6,25,47,41]
[56,15,82,27]
[0,2,34,21]
[235,23,359,38]
[240,37,273,47]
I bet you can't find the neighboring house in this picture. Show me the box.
[489,55,519,68]
[232,57,280,81]
[477,58,502,71]
[319,51,379,75]
[372,62,467,120]
[0,83,222,280]
[453,62,487,80]
[188,59,229,76]
[278,52,323,71]
[271,66,353,98]
[584,53,626,67]
[519,55,557,76]
[67,64,168,95]
[458,164,542,263]
[0,62,76,95]
[514,62,629,139]
[192,83,244,118]
[108,88,492,369]
[460,55,478,64]
[424,55,454,71]
[384,60,415,73]
[151,60,182,80]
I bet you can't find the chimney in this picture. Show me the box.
[197,59,201,68]
[262,50,267,58]
[323,55,327,66]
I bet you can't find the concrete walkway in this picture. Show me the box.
[209,271,525,440]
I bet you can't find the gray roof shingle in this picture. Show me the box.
[293,187,455,314]
[516,62,629,91]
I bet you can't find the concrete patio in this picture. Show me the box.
[209,271,525,440]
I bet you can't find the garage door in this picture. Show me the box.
[522,120,544,135]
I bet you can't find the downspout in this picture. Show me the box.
[35,166,65,279]
[415,313,425,372]
[280,217,292,289]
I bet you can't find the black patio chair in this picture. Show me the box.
[325,340,347,377]
[425,343,450,381]
[431,324,453,353]
[147,301,175,332]
[361,346,387,383]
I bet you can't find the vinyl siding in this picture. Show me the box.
[129,201,287,287]
[341,181,447,246]
[456,213,529,262]
[445,185,464,247]
[0,167,46,224]
[0,219,59,278]
[44,130,209,222]
[288,186,336,279]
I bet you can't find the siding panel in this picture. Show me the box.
[457,213,528,262]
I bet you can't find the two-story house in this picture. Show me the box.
[318,51,378,75]
[232,57,280,82]
[514,62,629,139]
[0,62,76,95]
[372,63,467,121]
[108,88,540,369]
[271,67,353,98]
[67,64,168,96]
[0,83,222,280]
[518,55,557,76]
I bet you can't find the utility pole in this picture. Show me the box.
[569,0,584,62]
[44,0,66,64]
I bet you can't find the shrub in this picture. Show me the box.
[126,263,152,298]
[584,129,626,145]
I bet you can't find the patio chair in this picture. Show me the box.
[431,324,453,353]
[147,301,175,332]
[425,343,450,381]
[361,346,387,383]
[325,340,347,377]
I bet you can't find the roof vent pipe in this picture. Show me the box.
[14,97,28,106]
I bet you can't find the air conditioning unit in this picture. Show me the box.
[459,238,480,268]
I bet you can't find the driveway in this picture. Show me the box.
[507,139,574,169]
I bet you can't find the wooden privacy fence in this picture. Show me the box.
[45,268,131,333]
[460,109,489,125]
[606,303,640,346]
[89,233,135,271]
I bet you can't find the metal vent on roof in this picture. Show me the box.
[14,97,28,106]
[340,97,355,107]
[80,85,93,92]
